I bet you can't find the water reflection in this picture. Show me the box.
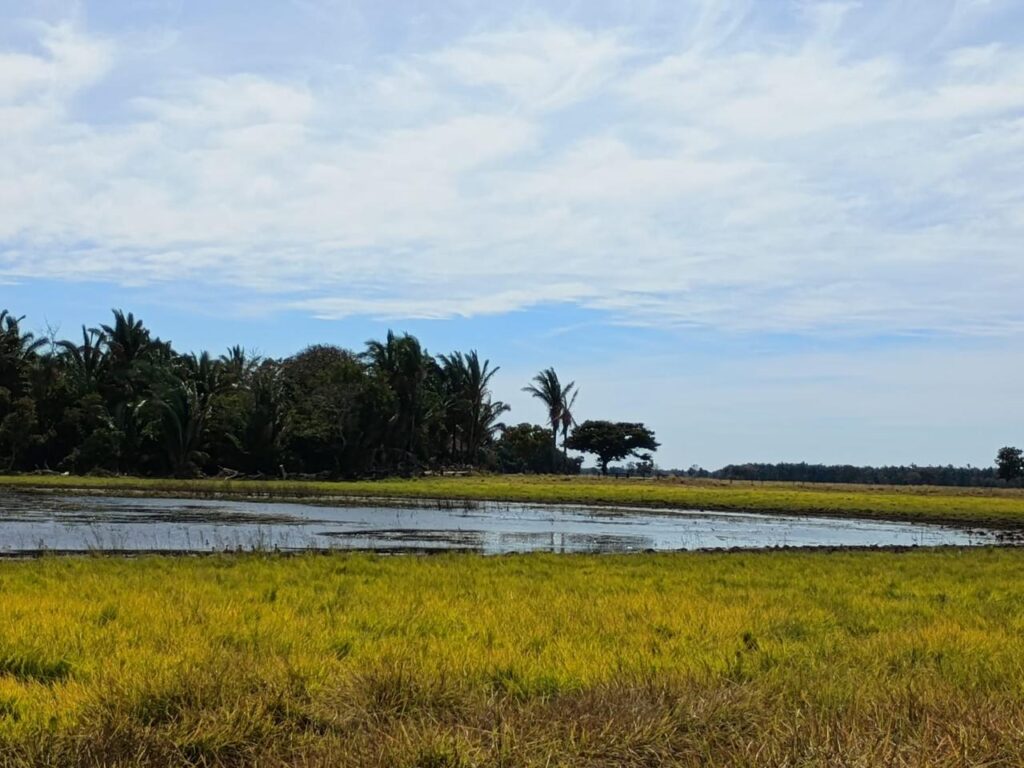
[0,493,1006,554]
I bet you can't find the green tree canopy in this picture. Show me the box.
[996,446,1024,482]
[495,423,559,474]
[565,420,659,476]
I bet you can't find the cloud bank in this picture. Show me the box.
[1,1,1023,335]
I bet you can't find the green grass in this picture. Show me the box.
[4,473,1024,528]
[0,550,1023,766]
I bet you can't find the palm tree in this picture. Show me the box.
[522,367,576,455]
[155,379,208,477]
[477,397,510,456]
[180,351,231,409]
[100,310,151,368]
[439,350,509,463]
[57,325,106,394]
[0,311,46,396]
[219,345,257,385]
[99,310,162,407]
[228,360,288,473]
[363,331,429,466]
[559,388,579,460]
[0,310,46,359]
[156,351,235,474]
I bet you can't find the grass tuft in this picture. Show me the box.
[0,652,72,684]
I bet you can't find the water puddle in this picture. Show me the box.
[0,493,1009,554]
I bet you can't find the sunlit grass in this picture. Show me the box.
[3,473,1024,527]
[0,550,1023,765]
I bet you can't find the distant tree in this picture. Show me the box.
[60,394,122,473]
[635,452,655,477]
[281,345,368,475]
[495,423,561,474]
[522,367,576,457]
[0,397,39,470]
[996,446,1024,482]
[565,420,659,476]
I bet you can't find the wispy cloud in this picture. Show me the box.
[1,2,1023,336]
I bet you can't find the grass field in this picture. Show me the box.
[0,550,1023,766]
[3,473,1024,528]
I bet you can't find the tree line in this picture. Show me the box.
[0,309,657,478]
[674,458,1020,488]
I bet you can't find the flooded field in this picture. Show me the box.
[0,492,1008,554]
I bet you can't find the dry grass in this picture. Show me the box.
[1,549,1023,766]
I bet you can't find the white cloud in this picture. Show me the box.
[136,76,315,128]
[0,22,112,102]
[1,4,1023,337]
[429,25,630,111]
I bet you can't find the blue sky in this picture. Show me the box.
[2,0,1023,469]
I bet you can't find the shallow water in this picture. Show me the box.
[0,493,1007,554]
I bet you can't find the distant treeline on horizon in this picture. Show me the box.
[637,462,1013,488]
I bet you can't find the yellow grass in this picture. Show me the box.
[1,549,1023,766]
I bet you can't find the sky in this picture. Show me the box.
[2,0,1023,470]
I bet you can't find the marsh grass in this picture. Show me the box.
[0,550,1023,765]
[3,473,1024,528]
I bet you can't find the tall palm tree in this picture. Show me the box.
[98,310,161,407]
[522,367,576,454]
[439,350,509,463]
[363,331,429,465]
[435,355,463,461]
[559,388,579,460]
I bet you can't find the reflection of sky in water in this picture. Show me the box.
[0,494,1007,554]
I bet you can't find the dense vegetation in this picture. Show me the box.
[0,309,662,479]
[0,550,1022,766]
